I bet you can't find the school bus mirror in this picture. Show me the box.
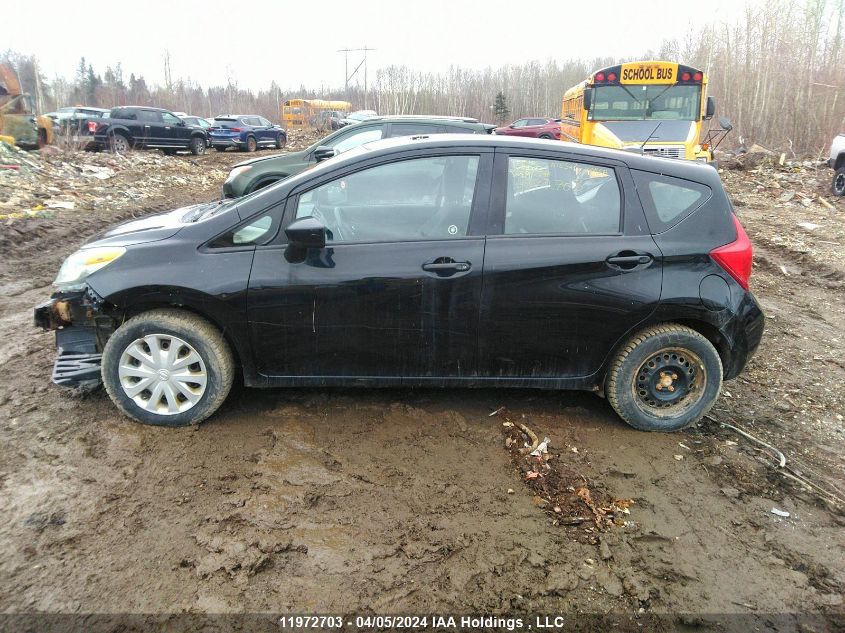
[705,96,716,120]
[583,88,593,111]
[718,117,733,132]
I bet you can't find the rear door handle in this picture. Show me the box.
[607,255,651,265]
[422,261,471,272]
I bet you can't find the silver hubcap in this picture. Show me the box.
[118,334,207,415]
[113,136,127,152]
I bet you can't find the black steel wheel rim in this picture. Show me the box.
[632,348,705,417]
[835,173,845,195]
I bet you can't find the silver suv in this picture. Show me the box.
[829,133,845,196]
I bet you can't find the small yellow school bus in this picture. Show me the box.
[281,99,352,128]
[561,61,717,162]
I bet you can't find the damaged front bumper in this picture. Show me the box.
[34,288,115,389]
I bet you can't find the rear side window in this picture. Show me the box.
[632,170,711,233]
[505,157,621,235]
[111,108,137,120]
[389,123,445,137]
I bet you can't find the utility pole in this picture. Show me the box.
[337,46,375,108]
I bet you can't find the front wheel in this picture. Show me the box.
[605,324,722,432]
[833,166,845,197]
[102,309,234,427]
[275,134,286,149]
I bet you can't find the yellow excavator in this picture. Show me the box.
[0,63,54,148]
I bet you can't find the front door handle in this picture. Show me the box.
[422,261,471,273]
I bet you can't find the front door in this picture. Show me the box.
[478,151,662,379]
[248,150,492,380]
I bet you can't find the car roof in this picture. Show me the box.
[365,115,481,124]
[346,134,720,182]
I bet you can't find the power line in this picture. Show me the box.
[337,46,375,108]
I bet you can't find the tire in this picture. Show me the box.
[605,324,722,432]
[214,146,227,152]
[109,133,131,153]
[538,134,552,139]
[244,136,257,152]
[833,166,845,197]
[101,309,234,427]
[189,136,206,155]
[275,133,286,149]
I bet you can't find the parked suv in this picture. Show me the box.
[494,117,562,139]
[209,115,286,152]
[829,133,845,196]
[86,106,208,154]
[222,115,496,198]
[35,135,763,431]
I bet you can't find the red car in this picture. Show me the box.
[493,117,561,139]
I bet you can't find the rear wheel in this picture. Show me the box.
[102,309,234,427]
[244,136,257,152]
[275,133,286,149]
[189,136,206,155]
[109,133,131,153]
[538,133,552,139]
[606,324,722,432]
[833,166,845,197]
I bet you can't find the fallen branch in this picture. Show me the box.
[516,422,540,455]
[719,420,786,467]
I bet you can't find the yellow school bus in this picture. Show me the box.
[281,99,352,128]
[561,61,717,161]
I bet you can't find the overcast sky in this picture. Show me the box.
[7,0,755,92]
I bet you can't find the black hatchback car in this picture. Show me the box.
[35,136,763,431]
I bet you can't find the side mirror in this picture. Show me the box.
[718,116,733,131]
[705,96,716,120]
[285,216,327,249]
[508,124,515,128]
[313,145,337,162]
[583,88,593,111]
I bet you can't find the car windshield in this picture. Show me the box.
[590,84,701,121]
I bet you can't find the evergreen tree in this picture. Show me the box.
[493,90,510,124]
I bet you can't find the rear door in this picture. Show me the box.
[137,109,165,146]
[478,150,662,380]
[247,148,493,380]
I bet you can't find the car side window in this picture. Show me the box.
[294,155,480,243]
[162,113,181,125]
[329,127,384,153]
[505,156,621,235]
[209,213,276,248]
[512,119,528,128]
[139,110,163,123]
[389,123,445,137]
[259,117,271,126]
[631,170,711,233]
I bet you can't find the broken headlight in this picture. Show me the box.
[54,246,126,291]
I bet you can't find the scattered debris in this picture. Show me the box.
[771,508,791,518]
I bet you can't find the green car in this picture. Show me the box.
[221,115,496,198]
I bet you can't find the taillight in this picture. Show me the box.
[87,121,97,133]
[710,215,753,290]
[229,127,242,132]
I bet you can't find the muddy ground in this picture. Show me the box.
[0,144,843,632]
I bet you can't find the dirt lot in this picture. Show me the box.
[0,142,843,632]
